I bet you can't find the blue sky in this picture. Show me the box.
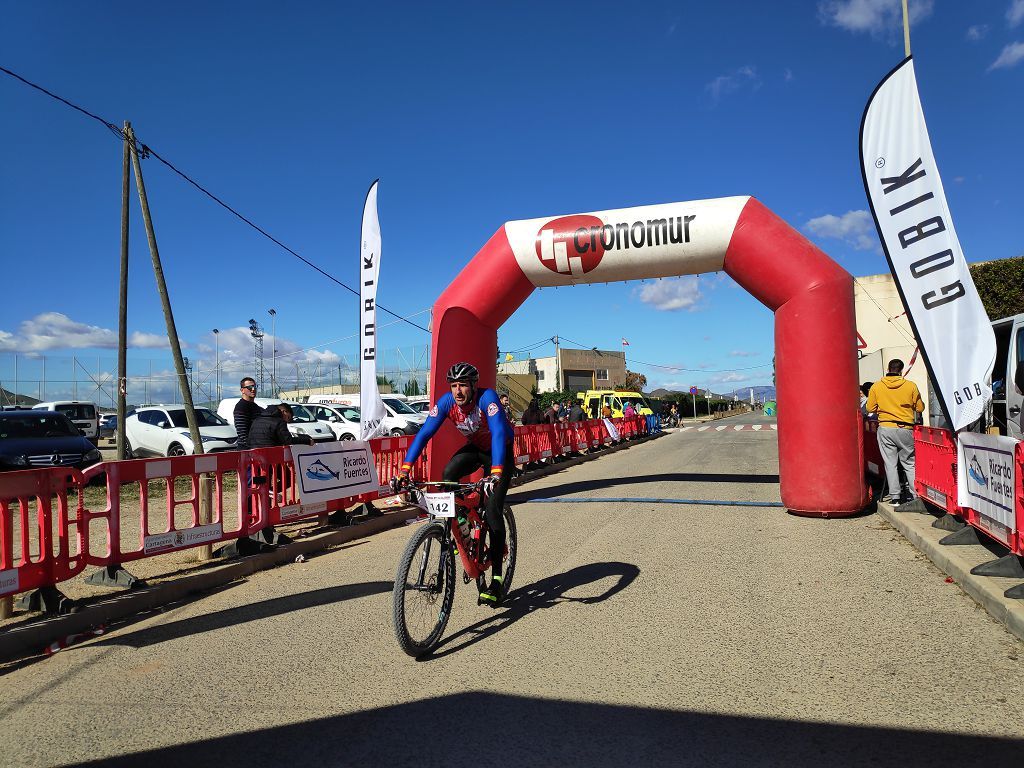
[1,0,1022,402]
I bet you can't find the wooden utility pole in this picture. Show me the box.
[126,124,203,452]
[126,125,214,558]
[116,122,130,459]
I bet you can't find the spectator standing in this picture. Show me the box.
[623,401,636,418]
[859,382,874,419]
[246,403,315,547]
[544,402,560,425]
[233,377,262,449]
[521,399,543,425]
[248,403,315,449]
[500,393,515,424]
[568,399,585,422]
[867,359,924,504]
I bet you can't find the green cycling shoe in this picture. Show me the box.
[478,574,505,608]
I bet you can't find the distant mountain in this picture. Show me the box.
[648,386,772,401]
[0,387,39,407]
[723,385,776,401]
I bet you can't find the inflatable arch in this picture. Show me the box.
[427,196,868,517]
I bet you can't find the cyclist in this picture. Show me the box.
[394,362,514,607]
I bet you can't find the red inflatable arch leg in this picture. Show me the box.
[428,197,867,517]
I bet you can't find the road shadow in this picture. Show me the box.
[90,581,393,649]
[63,690,1024,768]
[425,561,639,660]
[510,473,780,503]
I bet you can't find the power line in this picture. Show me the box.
[0,64,429,334]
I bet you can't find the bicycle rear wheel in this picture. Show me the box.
[392,521,456,657]
[476,505,518,596]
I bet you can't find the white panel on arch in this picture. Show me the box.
[504,196,749,287]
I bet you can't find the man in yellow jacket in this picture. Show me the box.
[867,359,925,504]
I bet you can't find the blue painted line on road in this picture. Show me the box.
[524,497,785,508]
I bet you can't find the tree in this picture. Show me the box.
[621,370,647,392]
[970,256,1024,320]
[402,378,422,397]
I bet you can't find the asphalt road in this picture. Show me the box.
[1,414,1022,768]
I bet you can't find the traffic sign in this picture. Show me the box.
[689,386,698,395]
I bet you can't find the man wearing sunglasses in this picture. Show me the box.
[233,377,261,450]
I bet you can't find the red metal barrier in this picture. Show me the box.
[0,467,87,598]
[914,426,959,515]
[0,418,655,601]
[863,419,883,482]
[1017,442,1024,556]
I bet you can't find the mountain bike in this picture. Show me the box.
[391,479,518,657]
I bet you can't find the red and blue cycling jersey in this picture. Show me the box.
[401,388,513,474]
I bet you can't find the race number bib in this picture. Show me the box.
[423,491,455,518]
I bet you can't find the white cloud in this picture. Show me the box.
[729,350,760,358]
[635,276,703,311]
[0,312,171,352]
[804,210,877,251]
[706,66,761,103]
[966,24,989,41]
[784,68,794,82]
[990,41,1024,70]
[129,331,169,349]
[1010,0,1024,27]
[818,0,934,41]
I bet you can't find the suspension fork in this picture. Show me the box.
[415,519,452,592]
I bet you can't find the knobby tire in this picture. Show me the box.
[392,521,455,657]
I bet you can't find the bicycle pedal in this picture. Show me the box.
[462,571,470,584]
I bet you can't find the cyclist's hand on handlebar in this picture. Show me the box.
[390,472,411,494]
[480,473,500,497]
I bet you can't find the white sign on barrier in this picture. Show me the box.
[280,501,328,521]
[0,567,19,597]
[957,432,1018,532]
[144,523,223,554]
[290,441,379,504]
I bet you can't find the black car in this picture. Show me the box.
[0,411,103,472]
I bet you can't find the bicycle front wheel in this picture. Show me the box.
[392,521,456,657]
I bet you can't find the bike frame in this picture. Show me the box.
[414,482,491,582]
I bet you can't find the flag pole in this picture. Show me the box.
[902,0,911,57]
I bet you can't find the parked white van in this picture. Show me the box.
[307,394,423,435]
[32,401,100,444]
[216,398,334,444]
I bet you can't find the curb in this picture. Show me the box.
[0,430,664,664]
[876,502,1024,644]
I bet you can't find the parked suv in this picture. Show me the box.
[0,411,103,471]
[125,405,238,458]
[32,401,100,444]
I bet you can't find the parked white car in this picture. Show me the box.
[125,405,237,458]
[307,394,423,435]
[216,398,335,444]
[33,401,100,444]
[306,403,361,440]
